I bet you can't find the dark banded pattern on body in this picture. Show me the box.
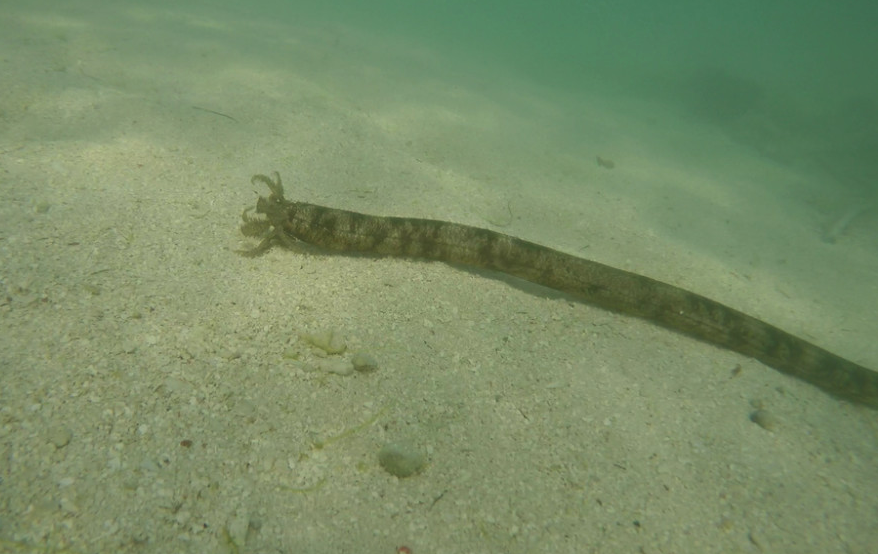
[241,172,878,409]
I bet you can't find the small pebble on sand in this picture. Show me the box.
[749,409,777,431]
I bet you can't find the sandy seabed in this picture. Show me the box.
[2,2,877,553]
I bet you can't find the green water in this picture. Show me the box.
[254,0,877,192]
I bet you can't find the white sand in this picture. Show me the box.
[2,2,877,553]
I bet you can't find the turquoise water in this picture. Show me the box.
[265,0,878,192]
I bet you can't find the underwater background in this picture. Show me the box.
[274,0,878,194]
[1,1,876,553]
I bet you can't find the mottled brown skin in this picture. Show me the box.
[240,172,878,409]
